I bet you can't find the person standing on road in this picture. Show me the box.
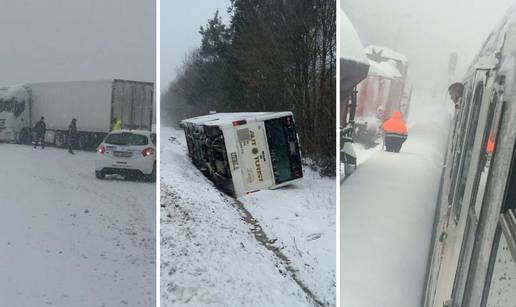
[68,118,78,154]
[112,117,122,130]
[381,110,408,153]
[33,116,46,149]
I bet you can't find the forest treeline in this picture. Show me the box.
[162,0,336,175]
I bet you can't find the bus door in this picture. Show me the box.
[432,69,491,307]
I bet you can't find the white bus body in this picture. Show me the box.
[181,112,303,197]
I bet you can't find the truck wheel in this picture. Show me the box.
[18,128,31,145]
[77,134,85,150]
[95,171,105,179]
[55,131,65,147]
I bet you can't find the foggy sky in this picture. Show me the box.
[342,0,515,94]
[0,0,155,85]
[160,0,230,92]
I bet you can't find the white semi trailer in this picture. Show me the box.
[181,112,303,197]
[0,79,154,149]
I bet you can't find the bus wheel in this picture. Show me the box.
[55,131,65,147]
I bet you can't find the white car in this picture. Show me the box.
[95,130,156,181]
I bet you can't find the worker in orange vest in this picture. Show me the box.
[486,133,495,154]
[381,110,408,153]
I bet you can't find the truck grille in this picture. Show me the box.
[0,118,5,128]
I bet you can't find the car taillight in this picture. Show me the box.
[97,145,106,154]
[142,147,154,157]
[232,120,247,126]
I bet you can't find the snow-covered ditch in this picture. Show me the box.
[0,144,156,306]
[160,126,336,307]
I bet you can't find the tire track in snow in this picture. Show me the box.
[232,198,325,307]
[162,130,323,306]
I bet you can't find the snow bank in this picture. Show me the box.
[160,127,320,307]
[341,92,452,307]
[0,145,156,306]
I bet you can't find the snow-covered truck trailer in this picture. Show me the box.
[353,46,412,146]
[0,79,154,149]
[181,112,303,197]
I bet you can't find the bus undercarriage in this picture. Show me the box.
[183,124,235,194]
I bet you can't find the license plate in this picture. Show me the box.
[114,151,132,157]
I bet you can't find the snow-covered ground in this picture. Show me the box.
[0,145,156,306]
[160,126,335,307]
[486,235,516,306]
[340,94,452,307]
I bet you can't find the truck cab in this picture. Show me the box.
[0,85,31,143]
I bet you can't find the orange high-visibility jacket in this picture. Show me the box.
[487,133,495,154]
[381,111,408,135]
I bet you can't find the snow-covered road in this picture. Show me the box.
[160,127,335,307]
[340,96,452,307]
[0,145,156,306]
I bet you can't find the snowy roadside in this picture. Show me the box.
[0,144,156,306]
[340,94,452,307]
[241,171,336,306]
[160,126,335,307]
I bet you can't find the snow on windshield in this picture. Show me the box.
[0,85,29,103]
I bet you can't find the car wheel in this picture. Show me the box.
[146,163,156,182]
[95,171,105,179]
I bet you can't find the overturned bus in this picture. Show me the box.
[181,112,303,197]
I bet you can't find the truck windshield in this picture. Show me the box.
[0,99,25,117]
[0,99,14,113]
[265,116,303,184]
[105,132,148,146]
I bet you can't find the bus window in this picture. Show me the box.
[473,93,501,217]
[265,116,303,184]
[453,82,484,222]
[448,84,473,208]
[482,94,515,306]
[453,91,502,303]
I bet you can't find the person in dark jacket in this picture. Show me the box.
[112,117,122,130]
[33,116,46,149]
[68,118,78,154]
